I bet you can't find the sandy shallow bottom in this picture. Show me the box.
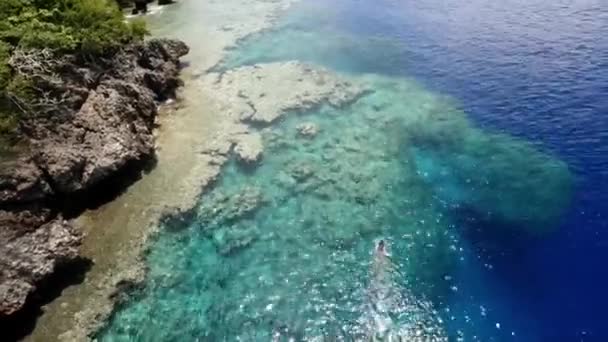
[25,75,225,342]
[25,1,299,341]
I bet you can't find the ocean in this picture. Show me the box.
[99,0,608,340]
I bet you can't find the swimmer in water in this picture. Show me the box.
[366,239,396,338]
[364,239,449,341]
[371,239,391,282]
[376,239,387,256]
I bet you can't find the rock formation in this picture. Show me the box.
[405,103,573,233]
[0,209,80,317]
[198,186,266,229]
[0,38,188,320]
[233,133,264,165]
[202,61,366,125]
[196,61,367,174]
[116,0,175,14]
[196,186,266,256]
[296,122,319,138]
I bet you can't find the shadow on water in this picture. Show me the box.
[56,156,158,219]
[453,209,570,319]
[0,155,157,341]
[451,207,552,281]
[0,258,92,342]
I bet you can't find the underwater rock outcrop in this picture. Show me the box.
[296,122,319,138]
[405,103,573,233]
[203,61,366,125]
[197,186,266,229]
[195,61,366,173]
[197,186,266,256]
[97,74,477,342]
[233,132,264,165]
[0,39,188,320]
[212,224,260,256]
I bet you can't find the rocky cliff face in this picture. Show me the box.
[0,38,188,319]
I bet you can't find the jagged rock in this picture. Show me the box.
[0,211,81,316]
[118,0,175,14]
[296,122,319,138]
[0,158,51,203]
[15,39,188,194]
[0,38,188,319]
[132,0,148,14]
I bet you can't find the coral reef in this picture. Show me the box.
[233,132,264,165]
[95,0,575,340]
[198,186,266,228]
[197,186,266,256]
[201,61,366,124]
[405,100,573,233]
[192,61,366,174]
[99,67,573,341]
[296,122,319,138]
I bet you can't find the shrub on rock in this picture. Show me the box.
[0,0,149,147]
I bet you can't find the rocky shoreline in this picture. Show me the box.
[18,1,303,341]
[0,38,188,337]
[4,0,361,340]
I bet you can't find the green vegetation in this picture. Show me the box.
[0,0,147,52]
[0,0,147,150]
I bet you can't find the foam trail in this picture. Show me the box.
[360,240,448,342]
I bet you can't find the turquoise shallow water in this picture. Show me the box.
[98,0,593,340]
[99,76,569,340]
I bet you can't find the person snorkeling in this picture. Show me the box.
[370,239,393,301]
[376,239,388,256]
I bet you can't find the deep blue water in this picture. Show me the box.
[101,0,608,340]
[339,0,608,340]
